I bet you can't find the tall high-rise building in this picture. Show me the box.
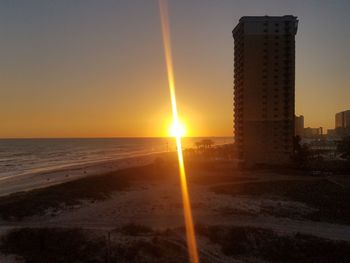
[335,110,350,129]
[233,16,298,165]
[335,110,350,137]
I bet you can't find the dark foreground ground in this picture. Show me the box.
[0,156,350,262]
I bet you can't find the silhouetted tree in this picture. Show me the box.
[194,139,214,153]
[337,136,350,161]
[195,141,203,151]
[201,139,214,149]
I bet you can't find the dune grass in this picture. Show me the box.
[0,164,168,220]
[0,227,187,263]
[197,225,350,262]
[211,179,350,224]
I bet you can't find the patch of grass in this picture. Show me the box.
[0,227,188,263]
[0,164,169,221]
[185,160,236,172]
[197,225,350,263]
[211,179,350,224]
[189,174,256,185]
[0,228,106,263]
[0,172,130,220]
[117,223,153,236]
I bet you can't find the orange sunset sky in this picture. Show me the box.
[0,0,349,138]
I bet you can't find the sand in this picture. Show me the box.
[1,159,350,262]
[1,164,349,242]
[0,152,165,197]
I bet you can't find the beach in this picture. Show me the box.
[0,154,350,262]
[0,152,166,197]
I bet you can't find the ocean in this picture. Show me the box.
[0,137,232,178]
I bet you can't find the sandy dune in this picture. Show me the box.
[0,153,163,197]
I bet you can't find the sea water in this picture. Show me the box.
[0,137,232,178]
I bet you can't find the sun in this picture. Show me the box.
[169,121,186,137]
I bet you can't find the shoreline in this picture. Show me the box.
[0,151,170,197]
[0,140,235,198]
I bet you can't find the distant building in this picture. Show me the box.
[327,129,337,138]
[335,110,350,128]
[295,115,304,137]
[233,15,298,165]
[303,127,323,139]
[295,115,323,139]
[335,110,350,137]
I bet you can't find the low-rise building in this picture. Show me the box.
[303,127,323,139]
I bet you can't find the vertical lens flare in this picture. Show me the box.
[158,1,199,263]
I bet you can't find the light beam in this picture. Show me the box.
[158,1,199,263]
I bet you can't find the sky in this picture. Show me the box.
[0,0,349,138]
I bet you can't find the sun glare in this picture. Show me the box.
[169,121,186,137]
[159,1,199,263]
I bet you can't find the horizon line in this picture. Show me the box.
[0,135,234,140]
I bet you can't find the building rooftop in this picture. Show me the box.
[233,15,298,35]
[239,15,297,22]
[336,110,350,114]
